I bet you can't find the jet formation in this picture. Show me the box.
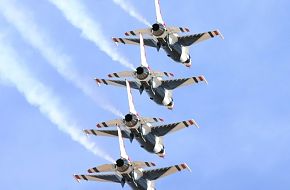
[74,0,223,189]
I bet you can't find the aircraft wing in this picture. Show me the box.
[178,29,224,46]
[151,119,198,136]
[84,129,131,139]
[95,79,140,90]
[74,174,120,183]
[112,37,158,48]
[143,163,190,181]
[161,76,207,90]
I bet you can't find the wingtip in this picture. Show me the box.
[94,78,101,86]
[201,75,208,84]
[73,175,81,182]
[216,29,224,40]
[185,163,192,172]
[181,163,192,172]
[189,119,199,128]
[87,169,93,173]
[83,129,89,136]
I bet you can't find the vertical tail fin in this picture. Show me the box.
[155,0,165,25]
[117,125,129,160]
[125,80,137,115]
[139,33,149,68]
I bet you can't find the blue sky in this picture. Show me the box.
[0,0,290,190]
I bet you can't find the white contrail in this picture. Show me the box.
[49,0,135,70]
[0,36,115,163]
[112,0,151,26]
[0,0,124,118]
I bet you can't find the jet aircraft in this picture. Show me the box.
[96,34,207,109]
[75,125,191,190]
[85,80,198,157]
[112,0,224,67]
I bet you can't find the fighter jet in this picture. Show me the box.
[112,0,224,67]
[75,125,191,189]
[96,33,207,109]
[85,79,198,157]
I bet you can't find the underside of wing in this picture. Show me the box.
[83,129,131,139]
[162,76,207,90]
[112,37,157,48]
[143,163,190,181]
[74,174,120,183]
[151,119,198,136]
[178,29,224,46]
[95,79,140,90]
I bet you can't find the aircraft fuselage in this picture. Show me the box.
[139,80,174,109]
[129,126,165,157]
[156,33,191,67]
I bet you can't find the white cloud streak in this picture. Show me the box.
[49,0,135,70]
[0,36,115,163]
[0,0,124,118]
[112,0,151,26]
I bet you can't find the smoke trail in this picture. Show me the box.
[0,36,115,163]
[48,0,135,70]
[0,0,124,118]
[112,0,151,26]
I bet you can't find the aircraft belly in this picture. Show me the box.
[145,88,164,105]
[127,177,148,190]
[163,44,182,63]
[135,133,156,153]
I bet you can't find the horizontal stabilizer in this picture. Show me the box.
[123,26,190,36]
[107,71,174,79]
[166,26,190,33]
[132,161,156,168]
[95,78,140,90]
[83,129,131,139]
[151,71,174,78]
[112,37,157,48]
[125,28,152,36]
[87,164,115,173]
[95,119,123,128]
[108,71,134,78]
[74,174,120,183]
[140,117,164,123]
